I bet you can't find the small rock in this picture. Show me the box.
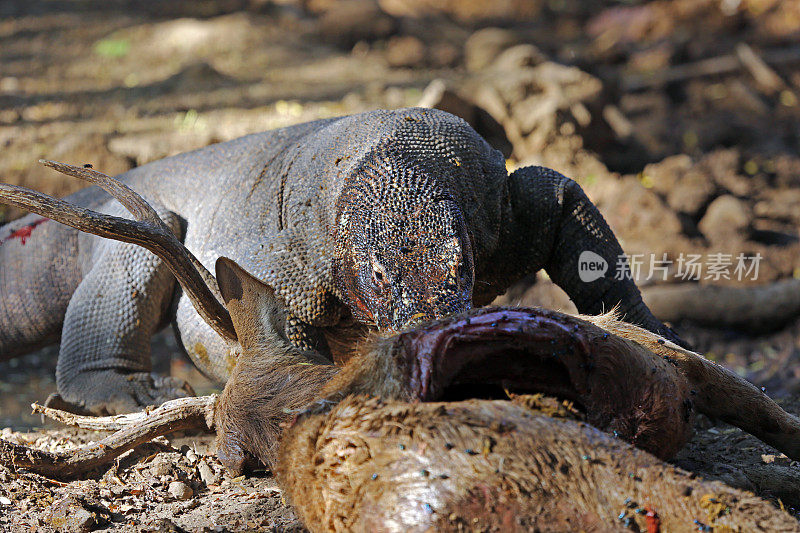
[168,481,194,501]
[385,35,426,68]
[592,175,685,256]
[464,27,519,72]
[45,496,95,532]
[0,496,11,505]
[185,449,198,463]
[704,149,751,196]
[430,42,459,67]
[643,154,693,197]
[198,461,220,486]
[698,195,752,243]
[317,0,396,48]
[149,454,174,477]
[754,188,800,225]
[667,169,717,217]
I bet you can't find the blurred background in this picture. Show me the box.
[1,0,800,432]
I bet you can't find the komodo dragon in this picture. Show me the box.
[0,107,683,415]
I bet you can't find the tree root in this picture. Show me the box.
[0,396,216,478]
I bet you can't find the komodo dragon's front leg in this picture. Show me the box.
[53,200,195,414]
[0,168,200,415]
[495,165,686,347]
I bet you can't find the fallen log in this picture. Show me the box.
[620,46,800,91]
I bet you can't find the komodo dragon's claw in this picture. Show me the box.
[43,393,94,417]
[56,370,196,416]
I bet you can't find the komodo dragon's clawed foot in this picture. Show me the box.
[55,370,195,415]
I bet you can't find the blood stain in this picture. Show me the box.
[1,218,49,246]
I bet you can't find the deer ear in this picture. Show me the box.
[215,257,287,352]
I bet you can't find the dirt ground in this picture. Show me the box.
[2,0,800,530]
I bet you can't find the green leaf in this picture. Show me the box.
[94,38,130,58]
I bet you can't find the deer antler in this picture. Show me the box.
[0,161,236,341]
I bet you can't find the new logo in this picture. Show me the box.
[578,251,608,282]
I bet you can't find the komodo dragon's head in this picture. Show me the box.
[332,161,474,332]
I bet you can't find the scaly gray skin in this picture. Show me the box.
[0,108,683,414]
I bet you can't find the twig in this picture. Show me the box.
[621,46,800,91]
[602,104,633,139]
[736,43,786,93]
[31,398,211,432]
[0,395,217,478]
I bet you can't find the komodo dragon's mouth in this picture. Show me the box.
[388,306,693,460]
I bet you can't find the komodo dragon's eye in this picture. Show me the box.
[370,256,389,294]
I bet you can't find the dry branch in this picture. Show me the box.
[0,396,216,478]
[621,46,800,91]
[32,401,176,432]
[736,43,787,93]
[642,279,800,332]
